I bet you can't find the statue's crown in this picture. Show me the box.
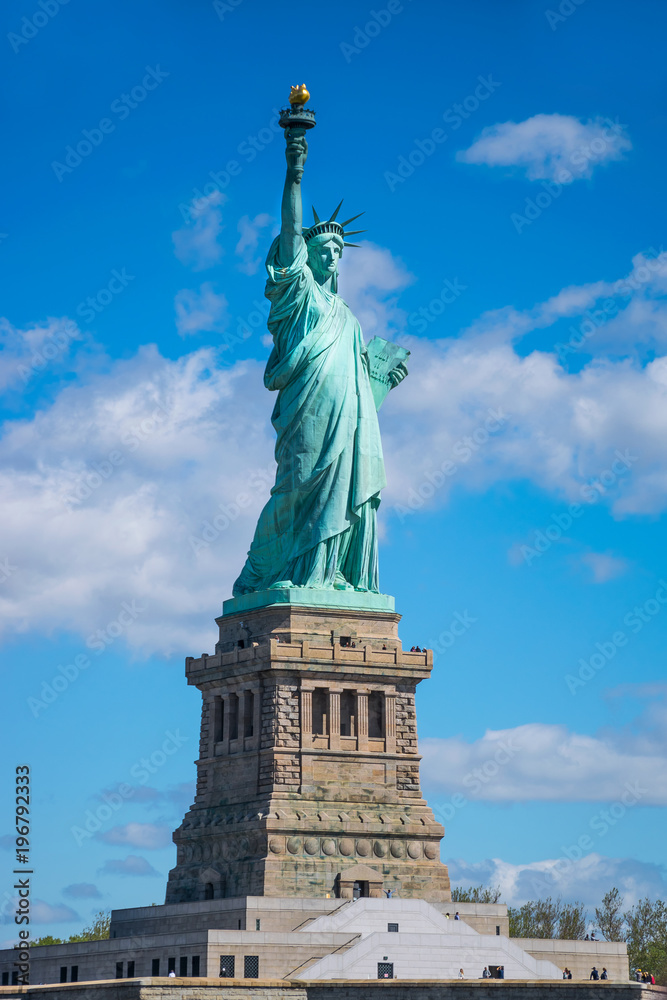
[303,201,366,248]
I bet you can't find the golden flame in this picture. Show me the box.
[289,83,310,106]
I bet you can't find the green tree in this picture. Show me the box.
[33,935,64,946]
[596,887,625,942]
[509,897,586,939]
[624,897,667,983]
[558,902,587,940]
[67,910,111,943]
[451,884,502,903]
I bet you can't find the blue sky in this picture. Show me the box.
[1,0,667,941]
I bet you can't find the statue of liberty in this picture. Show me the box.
[233,97,408,599]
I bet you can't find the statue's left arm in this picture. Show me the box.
[388,361,409,388]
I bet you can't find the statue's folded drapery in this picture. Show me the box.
[232,236,386,595]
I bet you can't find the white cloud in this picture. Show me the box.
[0,895,78,926]
[172,191,225,270]
[0,343,274,656]
[98,855,160,877]
[31,900,80,924]
[421,688,667,805]
[338,241,415,340]
[579,551,629,583]
[0,316,84,391]
[62,883,102,899]
[97,822,172,849]
[380,250,667,519]
[174,282,228,337]
[447,855,667,909]
[457,113,631,182]
[235,213,274,275]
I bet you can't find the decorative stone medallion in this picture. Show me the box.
[286,836,301,855]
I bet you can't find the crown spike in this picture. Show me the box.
[329,199,344,222]
[339,212,365,228]
[312,206,320,224]
[342,229,366,237]
[343,242,360,248]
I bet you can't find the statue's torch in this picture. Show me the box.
[278,84,316,139]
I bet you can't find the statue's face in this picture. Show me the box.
[308,237,343,279]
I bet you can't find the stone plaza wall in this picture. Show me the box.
[0,976,662,1000]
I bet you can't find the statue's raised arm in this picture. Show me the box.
[279,132,307,266]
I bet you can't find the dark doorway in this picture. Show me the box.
[353,880,369,899]
[378,962,394,979]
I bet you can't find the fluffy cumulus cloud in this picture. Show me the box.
[457,113,631,182]
[62,883,103,899]
[447,854,667,909]
[0,343,274,655]
[174,282,228,337]
[2,244,667,656]
[172,191,225,270]
[421,686,667,805]
[235,213,274,275]
[380,248,667,520]
[97,855,160,877]
[96,822,172,849]
[338,241,415,341]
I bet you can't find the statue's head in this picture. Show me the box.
[303,202,366,290]
[307,233,344,284]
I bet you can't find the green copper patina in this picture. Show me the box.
[232,118,408,603]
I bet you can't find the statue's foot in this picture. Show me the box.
[268,579,294,590]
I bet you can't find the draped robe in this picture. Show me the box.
[232,236,386,596]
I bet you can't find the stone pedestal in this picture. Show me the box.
[165,601,450,903]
